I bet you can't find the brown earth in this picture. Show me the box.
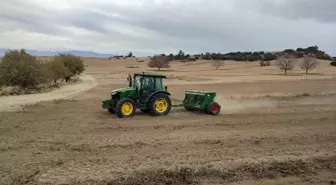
[0,57,336,185]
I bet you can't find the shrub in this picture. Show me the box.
[0,59,3,87]
[262,53,277,61]
[54,54,84,81]
[187,58,197,62]
[0,49,47,88]
[248,54,262,61]
[45,59,70,83]
[260,61,271,67]
[0,75,3,87]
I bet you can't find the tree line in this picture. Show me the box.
[200,46,332,61]
[162,46,332,62]
[147,49,331,76]
[0,49,85,94]
[109,52,135,59]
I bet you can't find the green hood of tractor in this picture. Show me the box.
[111,87,135,94]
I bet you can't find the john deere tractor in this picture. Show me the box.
[102,73,172,118]
[102,72,221,118]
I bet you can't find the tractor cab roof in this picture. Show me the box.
[134,73,167,78]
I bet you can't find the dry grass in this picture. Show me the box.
[66,156,336,185]
[1,57,336,185]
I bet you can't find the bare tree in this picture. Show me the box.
[212,60,224,70]
[300,54,318,74]
[276,54,296,75]
[148,54,170,71]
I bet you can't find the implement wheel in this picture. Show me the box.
[115,98,136,118]
[207,102,221,115]
[148,93,172,116]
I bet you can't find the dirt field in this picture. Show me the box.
[0,58,336,185]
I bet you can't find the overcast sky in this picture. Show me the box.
[1,0,335,56]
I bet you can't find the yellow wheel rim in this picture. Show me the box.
[121,102,133,116]
[155,98,168,113]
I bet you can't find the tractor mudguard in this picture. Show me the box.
[145,91,171,102]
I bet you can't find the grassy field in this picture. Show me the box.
[0,57,335,185]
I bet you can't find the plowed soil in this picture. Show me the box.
[0,58,335,185]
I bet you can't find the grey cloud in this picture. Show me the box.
[0,0,336,56]
[1,0,66,36]
[257,0,336,23]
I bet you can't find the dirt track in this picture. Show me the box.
[0,58,335,185]
[0,74,97,112]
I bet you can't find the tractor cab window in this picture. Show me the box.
[139,76,155,99]
[155,78,164,91]
[134,75,141,90]
[142,77,155,90]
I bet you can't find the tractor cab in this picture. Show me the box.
[129,73,167,101]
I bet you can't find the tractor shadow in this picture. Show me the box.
[100,107,210,119]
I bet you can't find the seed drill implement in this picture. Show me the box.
[102,73,221,118]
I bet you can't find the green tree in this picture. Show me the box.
[46,59,70,83]
[127,52,133,57]
[0,49,47,88]
[175,50,185,60]
[54,54,84,81]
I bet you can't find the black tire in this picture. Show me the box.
[108,108,115,114]
[115,98,136,118]
[148,93,172,116]
[206,102,221,115]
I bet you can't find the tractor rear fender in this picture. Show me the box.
[146,91,171,102]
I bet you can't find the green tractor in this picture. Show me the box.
[102,73,221,118]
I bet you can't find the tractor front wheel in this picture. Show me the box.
[115,98,136,118]
[207,102,221,115]
[148,93,172,116]
[108,108,115,114]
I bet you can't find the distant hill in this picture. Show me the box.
[0,48,115,58]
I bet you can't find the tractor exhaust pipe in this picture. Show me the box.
[127,75,132,87]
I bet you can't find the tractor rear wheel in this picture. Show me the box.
[148,93,172,116]
[115,98,136,118]
[207,102,221,115]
